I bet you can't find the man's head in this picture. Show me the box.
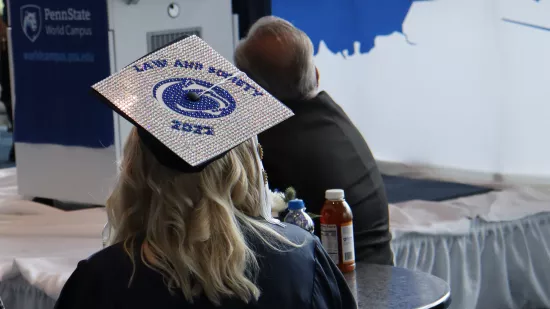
[235,16,318,101]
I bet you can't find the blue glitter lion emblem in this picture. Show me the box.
[153,78,236,119]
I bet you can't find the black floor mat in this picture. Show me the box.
[0,130,14,169]
[382,175,493,204]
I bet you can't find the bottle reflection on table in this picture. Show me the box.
[343,270,358,301]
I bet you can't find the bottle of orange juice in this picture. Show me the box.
[320,189,355,273]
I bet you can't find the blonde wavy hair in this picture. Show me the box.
[106,128,292,305]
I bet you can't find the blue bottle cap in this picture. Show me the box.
[287,199,305,210]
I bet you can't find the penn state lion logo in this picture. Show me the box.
[153,78,237,119]
[20,4,42,42]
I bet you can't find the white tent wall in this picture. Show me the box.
[312,0,550,186]
[498,1,550,181]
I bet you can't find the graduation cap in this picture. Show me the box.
[91,35,294,173]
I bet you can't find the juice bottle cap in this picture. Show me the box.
[325,189,345,200]
[287,199,306,210]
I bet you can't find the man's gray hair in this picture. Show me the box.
[234,16,318,101]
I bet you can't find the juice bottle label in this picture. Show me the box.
[341,222,355,263]
[320,224,338,263]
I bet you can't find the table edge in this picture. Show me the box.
[416,290,451,309]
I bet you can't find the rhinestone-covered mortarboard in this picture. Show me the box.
[91,35,294,171]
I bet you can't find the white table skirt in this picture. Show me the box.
[3,214,549,309]
[393,212,550,309]
[0,276,55,309]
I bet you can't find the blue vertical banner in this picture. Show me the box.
[8,0,114,148]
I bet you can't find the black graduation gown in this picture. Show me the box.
[258,91,393,265]
[54,223,357,309]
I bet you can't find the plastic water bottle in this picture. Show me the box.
[284,199,315,234]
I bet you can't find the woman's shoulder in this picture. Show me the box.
[251,223,320,274]
[252,223,357,308]
[66,240,138,290]
[55,242,135,309]
[273,222,317,242]
[266,222,319,255]
[253,223,323,274]
[83,240,134,271]
[248,224,317,306]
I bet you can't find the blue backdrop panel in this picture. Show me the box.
[272,0,423,55]
[9,0,113,148]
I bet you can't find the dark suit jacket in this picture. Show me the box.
[259,91,393,265]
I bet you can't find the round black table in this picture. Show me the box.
[344,263,451,309]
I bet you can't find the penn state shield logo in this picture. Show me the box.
[153,78,237,119]
[20,4,42,43]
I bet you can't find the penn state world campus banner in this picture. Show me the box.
[9,0,113,148]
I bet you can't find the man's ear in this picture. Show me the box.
[315,67,320,85]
